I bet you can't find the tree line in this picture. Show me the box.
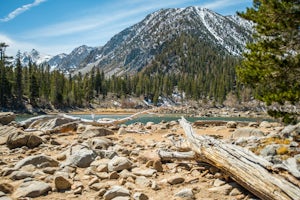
[0,34,243,111]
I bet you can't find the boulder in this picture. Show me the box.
[6,131,43,149]
[133,192,149,200]
[10,171,34,180]
[0,112,15,125]
[79,126,114,139]
[0,126,19,145]
[107,157,133,172]
[63,145,97,168]
[103,186,130,200]
[174,188,195,200]
[145,122,155,130]
[90,138,113,150]
[260,144,280,157]
[13,181,51,198]
[28,117,76,131]
[226,121,237,129]
[14,154,59,170]
[54,176,72,191]
[259,121,272,128]
[135,176,151,187]
[231,128,265,139]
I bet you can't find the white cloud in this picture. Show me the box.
[24,0,192,38]
[1,0,47,22]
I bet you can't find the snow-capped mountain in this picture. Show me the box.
[48,45,95,73]
[77,6,253,76]
[47,53,67,71]
[19,49,52,66]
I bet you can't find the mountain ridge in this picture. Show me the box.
[17,6,253,76]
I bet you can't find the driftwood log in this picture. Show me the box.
[20,108,159,130]
[179,117,300,200]
[157,149,196,161]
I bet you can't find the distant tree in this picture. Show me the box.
[237,0,300,123]
[15,51,23,108]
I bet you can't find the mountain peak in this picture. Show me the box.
[76,6,253,76]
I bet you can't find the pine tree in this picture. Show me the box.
[15,52,23,108]
[237,0,300,123]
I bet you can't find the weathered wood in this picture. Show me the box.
[157,149,196,161]
[179,117,300,200]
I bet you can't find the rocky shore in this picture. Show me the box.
[0,111,299,200]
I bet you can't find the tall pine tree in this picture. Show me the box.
[237,0,300,123]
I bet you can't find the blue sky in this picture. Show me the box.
[0,0,252,56]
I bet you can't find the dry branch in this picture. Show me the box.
[157,149,196,161]
[179,117,300,200]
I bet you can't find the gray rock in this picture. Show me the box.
[54,176,72,191]
[131,168,157,177]
[260,144,280,157]
[14,154,58,170]
[103,186,130,200]
[0,112,15,125]
[248,122,259,128]
[280,123,300,138]
[117,127,127,135]
[63,145,97,168]
[13,181,51,198]
[0,126,19,145]
[28,117,76,131]
[107,157,133,172]
[174,188,195,200]
[226,121,237,129]
[96,150,118,159]
[80,126,114,139]
[133,192,149,200]
[10,171,34,180]
[259,121,272,128]
[231,128,265,138]
[208,184,233,195]
[167,176,185,185]
[90,138,113,150]
[6,131,43,149]
[145,122,155,130]
[213,179,226,187]
[135,176,151,187]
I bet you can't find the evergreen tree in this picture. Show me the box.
[15,52,23,108]
[237,0,300,123]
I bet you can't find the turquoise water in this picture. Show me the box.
[16,114,272,125]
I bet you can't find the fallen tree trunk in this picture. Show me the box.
[179,117,300,200]
[157,149,196,161]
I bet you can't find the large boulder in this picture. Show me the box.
[13,181,51,198]
[25,116,76,131]
[0,112,15,125]
[107,157,133,172]
[62,145,97,168]
[231,128,265,139]
[0,126,19,145]
[6,130,43,149]
[79,126,114,139]
[14,154,59,170]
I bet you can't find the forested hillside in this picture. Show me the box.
[0,35,242,111]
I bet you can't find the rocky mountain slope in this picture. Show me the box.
[17,45,95,73]
[77,6,253,76]
[19,49,52,66]
[48,45,95,73]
